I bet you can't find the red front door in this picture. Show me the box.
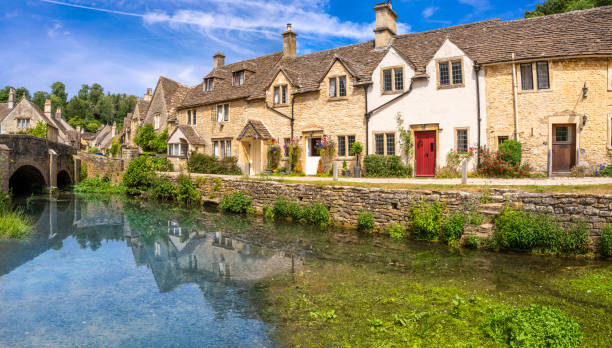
[415,131,436,177]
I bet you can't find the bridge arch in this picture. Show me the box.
[9,164,47,196]
[57,170,72,190]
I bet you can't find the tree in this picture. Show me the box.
[27,121,48,139]
[32,91,50,110]
[134,124,167,154]
[0,86,30,103]
[525,0,612,17]
[50,82,67,115]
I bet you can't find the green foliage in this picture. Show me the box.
[287,139,302,172]
[267,140,282,170]
[88,147,101,154]
[219,191,252,214]
[272,196,293,218]
[0,191,11,213]
[411,201,445,240]
[351,141,363,156]
[396,113,413,165]
[525,0,611,18]
[134,124,168,154]
[463,235,481,249]
[187,152,242,175]
[387,223,406,239]
[74,177,124,194]
[0,210,32,240]
[498,140,522,166]
[309,310,337,320]
[122,156,156,195]
[302,203,331,228]
[482,305,582,347]
[176,175,201,206]
[263,205,275,220]
[148,176,178,202]
[364,155,412,177]
[494,206,590,254]
[600,225,612,257]
[79,164,88,181]
[442,214,466,242]
[27,121,48,139]
[358,211,375,233]
[271,196,330,227]
[109,140,120,158]
[0,86,30,103]
[468,212,485,226]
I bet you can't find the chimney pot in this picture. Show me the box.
[44,99,52,118]
[373,1,398,49]
[143,88,153,102]
[213,52,226,69]
[282,24,297,57]
[7,87,15,110]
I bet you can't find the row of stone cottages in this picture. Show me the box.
[121,3,612,176]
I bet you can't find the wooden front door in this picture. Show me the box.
[552,124,576,173]
[415,131,436,177]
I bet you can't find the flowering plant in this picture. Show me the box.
[267,139,282,170]
[477,147,531,178]
[285,138,302,172]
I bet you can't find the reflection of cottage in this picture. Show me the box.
[92,122,118,151]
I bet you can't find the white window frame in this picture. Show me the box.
[233,71,245,86]
[205,78,214,92]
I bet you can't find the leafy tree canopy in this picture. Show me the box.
[525,0,612,17]
[134,124,168,154]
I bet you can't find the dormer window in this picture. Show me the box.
[274,85,288,105]
[329,76,347,98]
[205,78,214,92]
[437,58,464,89]
[381,67,403,94]
[233,71,245,86]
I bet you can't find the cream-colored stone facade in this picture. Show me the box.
[486,57,612,173]
[176,61,366,175]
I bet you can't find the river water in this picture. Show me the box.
[0,193,610,347]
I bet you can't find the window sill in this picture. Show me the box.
[273,103,289,107]
[327,97,348,102]
[381,90,403,95]
[437,84,465,90]
[518,88,553,94]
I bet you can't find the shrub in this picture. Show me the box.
[79,165,88,181]
[134,124,168,154]
[497,139,522,166]
[149,176,178,201]
[411,201,444,240]
[478,148,531,178]
[463,235,481,249]
[267,140,282,170]
[494,206,590,254]
[286,139,302,172]
[387,223,406,239]
[271,196,330,227]
[187,153,242,175]
[273,196,293,218]
[597,164,612,177]
[442,214,466,242]
[263,205,275,220]
[27,121,48,139]
[74,177,124,194]
[482,305,582,348]
[364,155,412,177]
[358,211,374,233]
[600,225,612,257]
[177,175,201,206]
[123,156,156,195]
[0,210,32,240]
[219,192,252,214]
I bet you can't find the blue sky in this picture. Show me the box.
[0,0,540,97]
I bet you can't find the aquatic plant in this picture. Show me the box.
[600,225,612,257]
[441,214,466,242]
[410,201,444,240]
[0,209,31,240]
[219,192,253,214]
[358,211,374,233]
[387,223,406,239]
[271,196,329,228]
[177,175,201,206]
[74,177,125,195]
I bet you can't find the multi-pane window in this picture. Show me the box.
[273,86,280,104]
[216,104,229,122]
[536,61,550,89]
[274,85,288,104]
[375,133,396,155]
[187,110,197,125]
[456,129,468,152]
[555,126,570,142]
[337,136,346,156]
[213,139,232,158]
[438,59,463,88]
[168,143,188,157]
[205,78,214,92]
[347,135,356,156]
[338,77,347,97]
[329,78,337,97]
[233,71,245,86]
[17,119,30,129]
[520,63,534,90]
[281,85,288,103]
[382,67,403,92]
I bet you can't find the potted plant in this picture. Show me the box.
[351,141,363,177]
[342,160,350,176]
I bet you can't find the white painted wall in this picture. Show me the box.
[367,40,487,170]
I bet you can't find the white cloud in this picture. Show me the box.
[458,0,491,11]
[47,23,70,38]
[422,6,438,19]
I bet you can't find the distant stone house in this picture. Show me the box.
[144,77,190,136]
[122,89,152,148]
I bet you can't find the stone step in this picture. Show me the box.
[480,202,504,210]
[463,223,495,239]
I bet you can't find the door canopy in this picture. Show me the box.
[237,120,272,140]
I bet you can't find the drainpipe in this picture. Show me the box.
[291,96,295,139]
[511,53,520,142]
[474,62,482,166]
[364,85,369,155]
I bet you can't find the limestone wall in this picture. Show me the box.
[182,174,612,246]
[77,153,123,183]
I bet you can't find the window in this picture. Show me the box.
[338,77,346,97]
[347,135,356,156]
[154,115,160,129]
[233,71,245,86]
[192,110,197,125]
[383,69,393,91]
[168,143,188,157]
[205,78,214,92]
[216,104,229,122]
[439,62,450,86]
[555,126,570,142]
[274,86,280,104]
[329,78,337,98]
[274,85,288,104]
[284,138,290,157]
[375,133,396,155]
[375,134,384,155]
[536,61,550,89]
[456,129,468,152]
[187,110,191,125]
[281,85,288,103]
[520,63,533,90]
[438,59,464,88]
[394,68,403,91]
[498,136,509,146]
[337,136,346,157]
[213,139,232,157]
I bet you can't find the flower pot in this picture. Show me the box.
[353,167,361,178]
[342,170,350,177]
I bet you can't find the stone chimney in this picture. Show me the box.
[44,99,52,118]
[55,107,62,120]
[213,52,225,69]
[112,121,117,137]
[282,23,297,57]
[8,88,15,109]
[143,88,153,102]
[374,1,398,49]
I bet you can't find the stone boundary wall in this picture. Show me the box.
[169,174,612,245]
[77,153,124,183]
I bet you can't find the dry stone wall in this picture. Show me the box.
[180,174,612,245]
[77,153,123,183]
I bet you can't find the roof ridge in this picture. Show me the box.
[394,19,501,40]
[500,5,612,25]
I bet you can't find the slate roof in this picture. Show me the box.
[0,103,10,123]
[134,99,150,121]
[169,125,206,146]
[179,6,612,108]
[237,120,273,140]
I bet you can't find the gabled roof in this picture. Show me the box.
[134,99,150,121]
[237,120,272,140]
[158,76,191,111]
[0,103,10,123]
[169,124,206,146]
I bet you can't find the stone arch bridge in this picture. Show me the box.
[0,135,79,195]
